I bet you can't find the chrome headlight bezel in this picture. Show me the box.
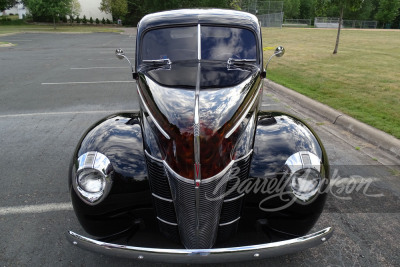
[284,151,323,204]
[73,151,113,205]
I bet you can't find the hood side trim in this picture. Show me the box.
[225,83,262,139]
[137,85,170,140]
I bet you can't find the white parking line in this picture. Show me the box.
[87,58,114,61]
[261,104,280,107]
[99,51,134,54]
[0,110,124,118]
[42,81,135,85]
[0,39,33,42]
[70,67,127,70]
[100,51,118,54]
[0,202,73,216]
[88,58,134,61]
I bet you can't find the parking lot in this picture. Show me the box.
[0,32,399,266]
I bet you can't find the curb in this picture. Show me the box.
[266,80,400,160]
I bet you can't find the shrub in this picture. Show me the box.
[76,15,80,24]
[95,18,100,24]
[89,17,93,24]
[24,14,33,22]
[82,15,87,24]
[0,19,27,25]
[106,18,111,24]
[101,17,106,24]
[60,15,68,23]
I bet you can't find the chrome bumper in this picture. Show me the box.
[66,227,333,263]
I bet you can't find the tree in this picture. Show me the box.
[68,0,81,25]
[374,0,400,27]
[23,0,73,29]
[392,7,400,28]
[333,0,364,54]
[99,0,128,21]
[344,0,374,20]
[299,0,315,19]
[123,0,233,25]
[230,0,242,10]
[317,0,364,54]
[283,0,301,19]
[0,0,17,12]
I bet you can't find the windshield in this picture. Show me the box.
[140,26,257,64]
[201,26,257,61]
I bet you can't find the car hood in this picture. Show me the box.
[137,62,262,179]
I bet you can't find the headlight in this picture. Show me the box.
[284,151,322,203]
[290,168,321,202]
[78,169,104,193]
[73,151,113,205]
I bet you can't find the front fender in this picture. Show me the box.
[69,112,151,237]
[247,111,329,236]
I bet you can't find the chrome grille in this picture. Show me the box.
[145,152,180,243]
[217,152,252,243]
[145,154,172,200]
[166,165,230,249]
[145,150,252,248]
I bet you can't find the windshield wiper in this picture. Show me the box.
[142,58,172,65]
[227,58,256,65]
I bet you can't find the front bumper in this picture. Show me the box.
[66,227,333,263]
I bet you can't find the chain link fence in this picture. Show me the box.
[257,12,284,27]
[241,1,284,27]
[314,17,340,28]
[241,3,378,29]
[315,17,378,29]
[343,20,378,29]
[241,0,283,15]
[283,19,312,27]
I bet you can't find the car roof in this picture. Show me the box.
[134,9,263,69]
[137,9,261,34]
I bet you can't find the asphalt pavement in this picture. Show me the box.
[0,31,399,266]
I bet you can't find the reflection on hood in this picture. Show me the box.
[139,61,261,179]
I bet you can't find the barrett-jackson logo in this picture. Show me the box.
[206,167,384,212]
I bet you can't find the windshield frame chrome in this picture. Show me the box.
[138,24,260,67]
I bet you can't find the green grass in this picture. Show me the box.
[0,41,14,47]
[0,24,123,35]
[390,169,400,176]
[262,28,400,139]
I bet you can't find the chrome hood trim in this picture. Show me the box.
[137,86,170,140]
[66,227,333,264]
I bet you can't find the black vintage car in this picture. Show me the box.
[67,9,332,263]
